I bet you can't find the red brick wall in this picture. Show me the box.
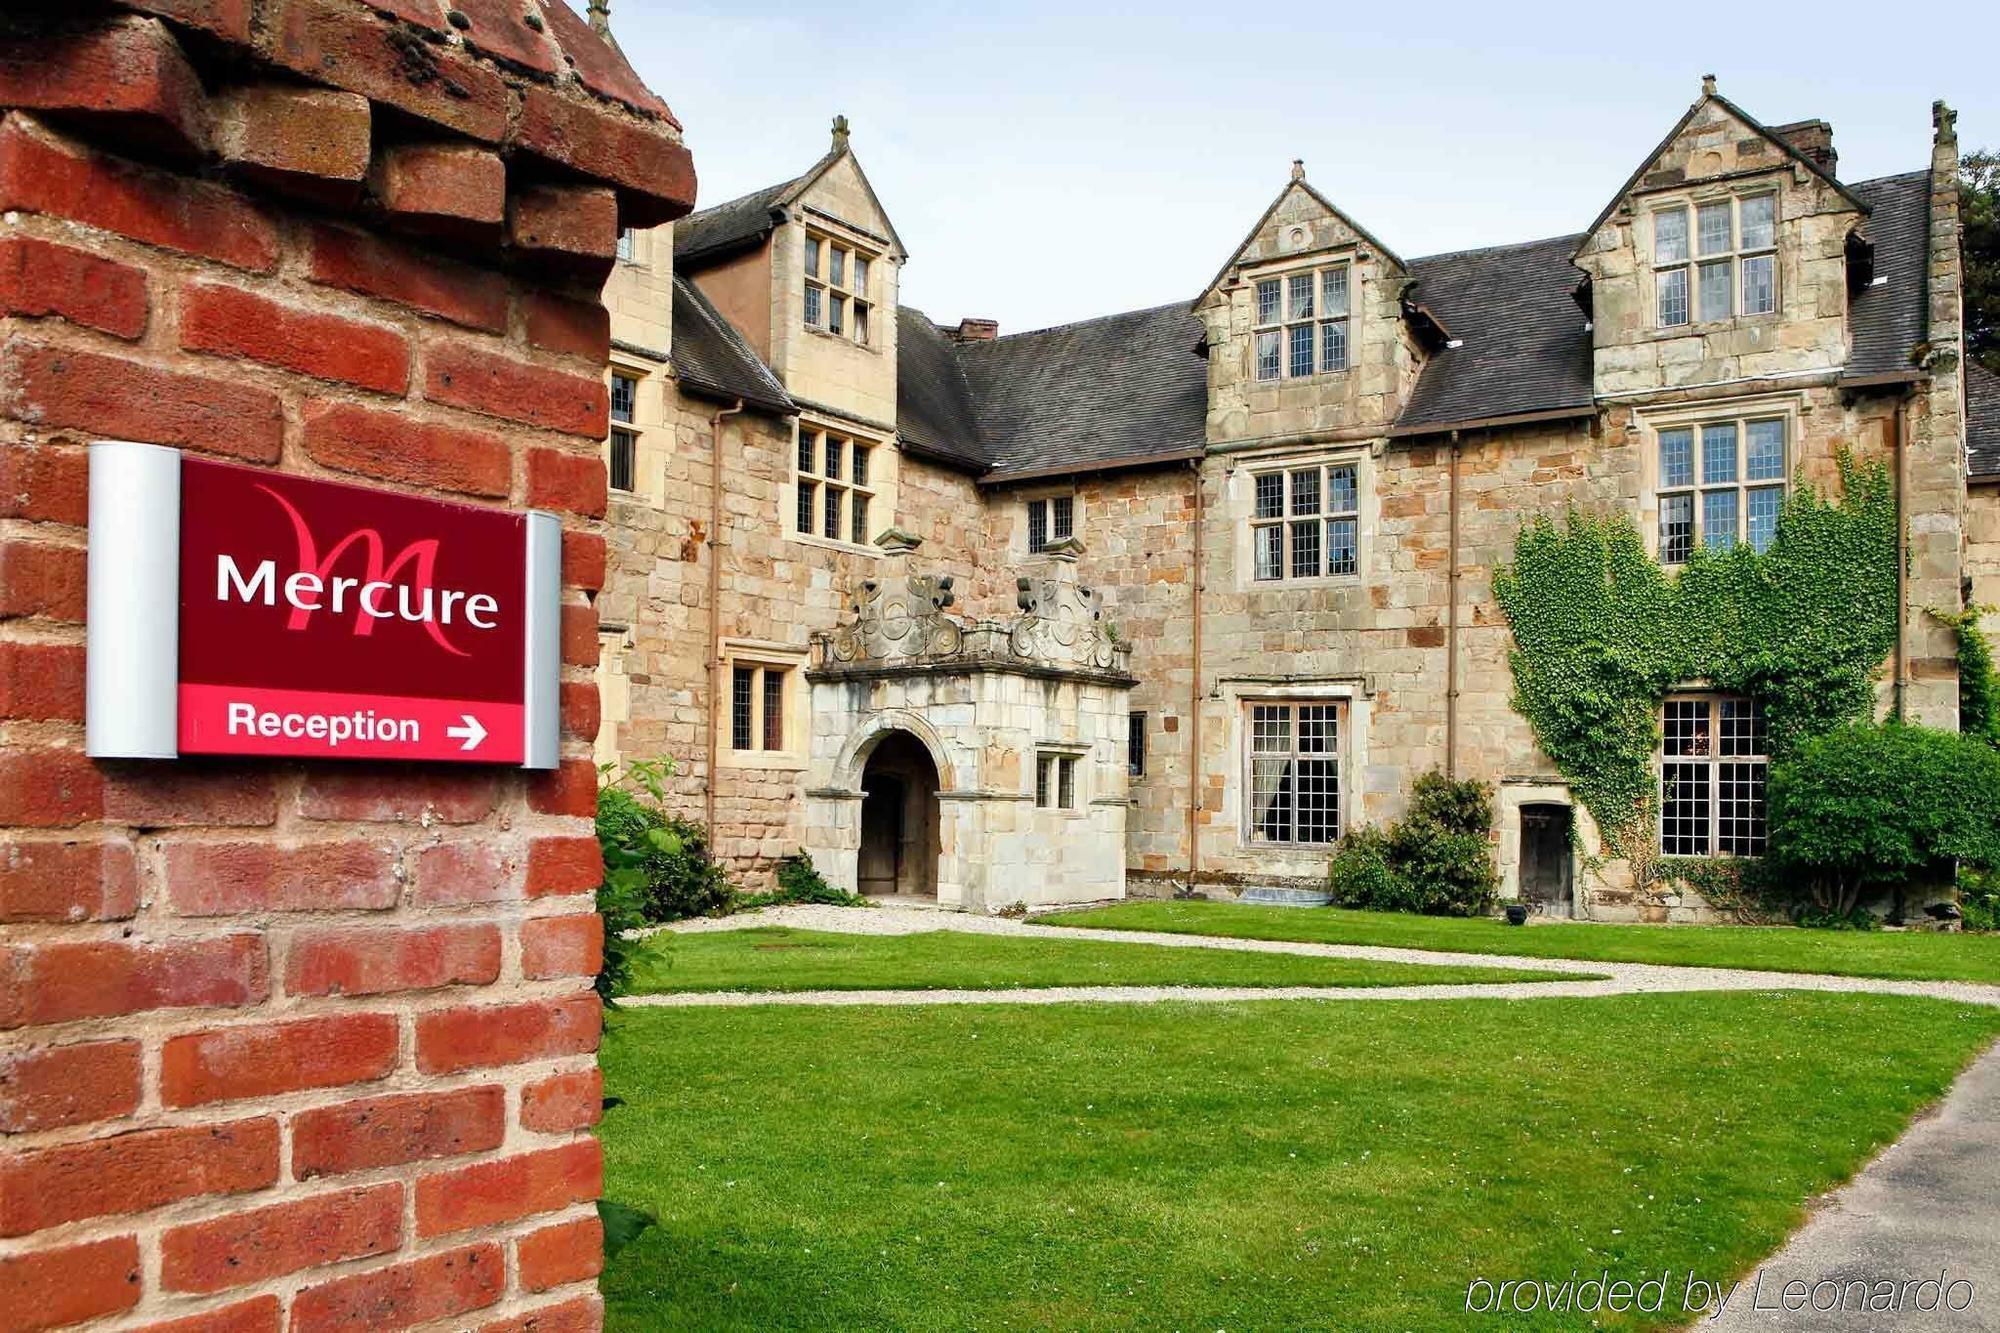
[0,4,691,1328]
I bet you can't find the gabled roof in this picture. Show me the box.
[674,127,907,270]
[1194,175,1409,311]
[1969,360,2000,481]
[1844,171,1932,379]
[894,308,988,472]
[1574,88,1871,263]
[956,303,1209,481]
[670,275,793,415]
[1393,234,1595,433]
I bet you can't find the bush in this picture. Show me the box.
[1327,773,1499,917]
[735,850,869,910]
[596,764,733,925]
[1960,867,2000,933]
[1766,723,2000,918]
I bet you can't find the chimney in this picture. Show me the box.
[954,317,999,342]
[1771,119,1837,176]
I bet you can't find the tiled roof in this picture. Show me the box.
[894,308,988,471]
[955,303,1210,480]
[670,275,792,415]
[1969,360,2000,480]
[1394,234,1595,432]
[673,180,793,266]
[1845,171,1932,378]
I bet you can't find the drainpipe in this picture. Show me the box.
[704,399,745,847]
[1446,431,1462,780]
[1186,457,1205,890]
[1892,397,1908,719]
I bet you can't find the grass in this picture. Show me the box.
[599,992,2000,1330]
[623,926,1588,993]
[1040,900,2000,984]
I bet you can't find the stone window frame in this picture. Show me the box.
[1251,259,1353,382]
[607,366,642,495]
[718,640,809,771]
[1032,742,1089,814]
[1659,692,1769,857]
[1127,710,1147,779]
[1230,445,1373,590]
[802,227,877,347]
[1218,678,1371,860]
[1638,395,1798,565]
[1241,698,1345,848]
[1647,188,1781,331]
[1021,487,1080,556]
[789,417,883,554]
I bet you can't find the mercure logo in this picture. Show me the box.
[211,484,499,657]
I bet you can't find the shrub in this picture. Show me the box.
[1326,773,1499,917]
[596,763,733,925]
[734,850,869,910]
[1765,723,2000,917]
[1960,866,2000,933]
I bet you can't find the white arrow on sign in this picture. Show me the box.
[446,714,488,752]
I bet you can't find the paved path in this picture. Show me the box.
[624,903,2000,1009]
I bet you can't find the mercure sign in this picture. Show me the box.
[86,442,560,768]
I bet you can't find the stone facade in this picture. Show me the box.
[599,87,1990,920]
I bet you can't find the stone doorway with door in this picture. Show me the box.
[1518,803,1575,917]
[857,730,940,900]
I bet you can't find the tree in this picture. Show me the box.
[1965,150,2000,376]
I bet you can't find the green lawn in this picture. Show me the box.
[625,926,1587,993]
[600,993,2000,1330]
[1040,900,2000,984]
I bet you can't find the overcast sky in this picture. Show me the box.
[592,1,1997,335]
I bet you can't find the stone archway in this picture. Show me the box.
[857,730,941,899]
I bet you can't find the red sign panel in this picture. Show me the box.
[176,458,537,764]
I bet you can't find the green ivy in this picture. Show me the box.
[1493,452,1898,876]
[1934,606,2000,749]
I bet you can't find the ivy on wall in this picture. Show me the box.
[1934,606,2000,748]
[1493,452,1899,878]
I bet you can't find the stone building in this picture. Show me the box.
[599,83,1999,919]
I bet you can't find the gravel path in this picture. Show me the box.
[623,903,2000,1009]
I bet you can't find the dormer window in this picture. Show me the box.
[1253,263,1351,381]
[1653,194,1777,327]
[804,231,875,345]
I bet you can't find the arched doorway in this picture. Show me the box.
[857,730,941,900]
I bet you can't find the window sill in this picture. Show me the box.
[786,530,881,558]
[1252,369,1352,387]
[1642,311,1782,340]
[1248,574,1364,590]
[719,749,808,772]
[801,325,880,355]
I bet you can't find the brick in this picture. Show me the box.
[214,84,370,199]
[478,1294,604,1333]
[161,1183,401,1294]
[103,764,279,827]
[119,0,254,43]
[1,933,267,1030]
[414,993,600,1074]
[0,749,103,828]
[370,141,506,239]
[427,342,610,438]
[563,531,608,593]
[286,923,501,997]
[0,17,209,161]
[162,840,399,915]
[0,1236,141,1331]
[526,835,602,898]
[561,601,601,667]
[0,837,139,923]
[529,759,599,818]
[518,1215,604,1292]
[291,1085,505,1179]
[0,443,88,524]
[562,680,602,743]
[412,840,520,905]
[521,1067,603,1133]
[0,113,276,271]
[0,538,86,621]
[528,447,609,517]
[513,87,697,228]
[1,339,283,463]
[126,1295,280,1333]
[298,766,499,824]
[263,0,509,143]
[0,640,84,721]
[539,0,670,118]
[307,222,509,332]
[0,1039,141,1133]
[524,290,612,363]
[180,281,410,395]
[161,1012,399,1107]
[0,235,149,339]
[452,0,562,74]
[302,400,512,500]
[522,913,603,980]
[415,1140,601,1237]
[291,1243,502,1333]
[508,184,618,280]
[0,1117,278,1236]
